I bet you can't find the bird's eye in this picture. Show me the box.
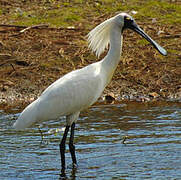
[124,16,134,27]
[125,16,131,20]
[124,16,133,22]
[123,16,134,30]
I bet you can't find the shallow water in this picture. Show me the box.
[0,102,181,179]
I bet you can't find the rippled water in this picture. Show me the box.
[0,102,181,179]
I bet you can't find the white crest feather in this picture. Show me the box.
[87,17,114,57]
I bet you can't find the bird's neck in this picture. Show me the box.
[101,25,123,85]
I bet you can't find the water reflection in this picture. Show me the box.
[0,102,181,179]
[59,167,77,180]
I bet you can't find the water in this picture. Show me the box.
[0,102,181,179]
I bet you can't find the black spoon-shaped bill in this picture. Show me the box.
[127,21,167,56]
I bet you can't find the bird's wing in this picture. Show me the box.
[35,62,104,121]
[13,62,105,129]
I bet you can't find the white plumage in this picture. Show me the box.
[13,13,167,172]
[87,16,114,57]
[13,14,124,130]
[14,63,104,129]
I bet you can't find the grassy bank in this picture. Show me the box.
[0,0,181,110]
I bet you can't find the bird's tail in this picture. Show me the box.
[13,100,39,130]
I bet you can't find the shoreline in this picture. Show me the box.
[1,87,180,113]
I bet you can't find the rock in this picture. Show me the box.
[104,92,115,103]
[149,92,160,98]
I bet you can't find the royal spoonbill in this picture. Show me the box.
[13,13,167,173]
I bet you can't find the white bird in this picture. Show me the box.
[13,13,167,174]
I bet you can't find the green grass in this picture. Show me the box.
[137,39,150,46]
[133,0,181,24]
[6,0,181,27]
[12,8,83,27]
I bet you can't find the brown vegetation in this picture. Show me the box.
[0,0,181,111]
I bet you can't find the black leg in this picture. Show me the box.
[59,125,70,174]
[69,122,77,166]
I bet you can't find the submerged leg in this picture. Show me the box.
[69,122,77,166]
[59,125,70,173]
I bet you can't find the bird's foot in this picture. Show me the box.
[60,168,66,179]
[59,172,67,180]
